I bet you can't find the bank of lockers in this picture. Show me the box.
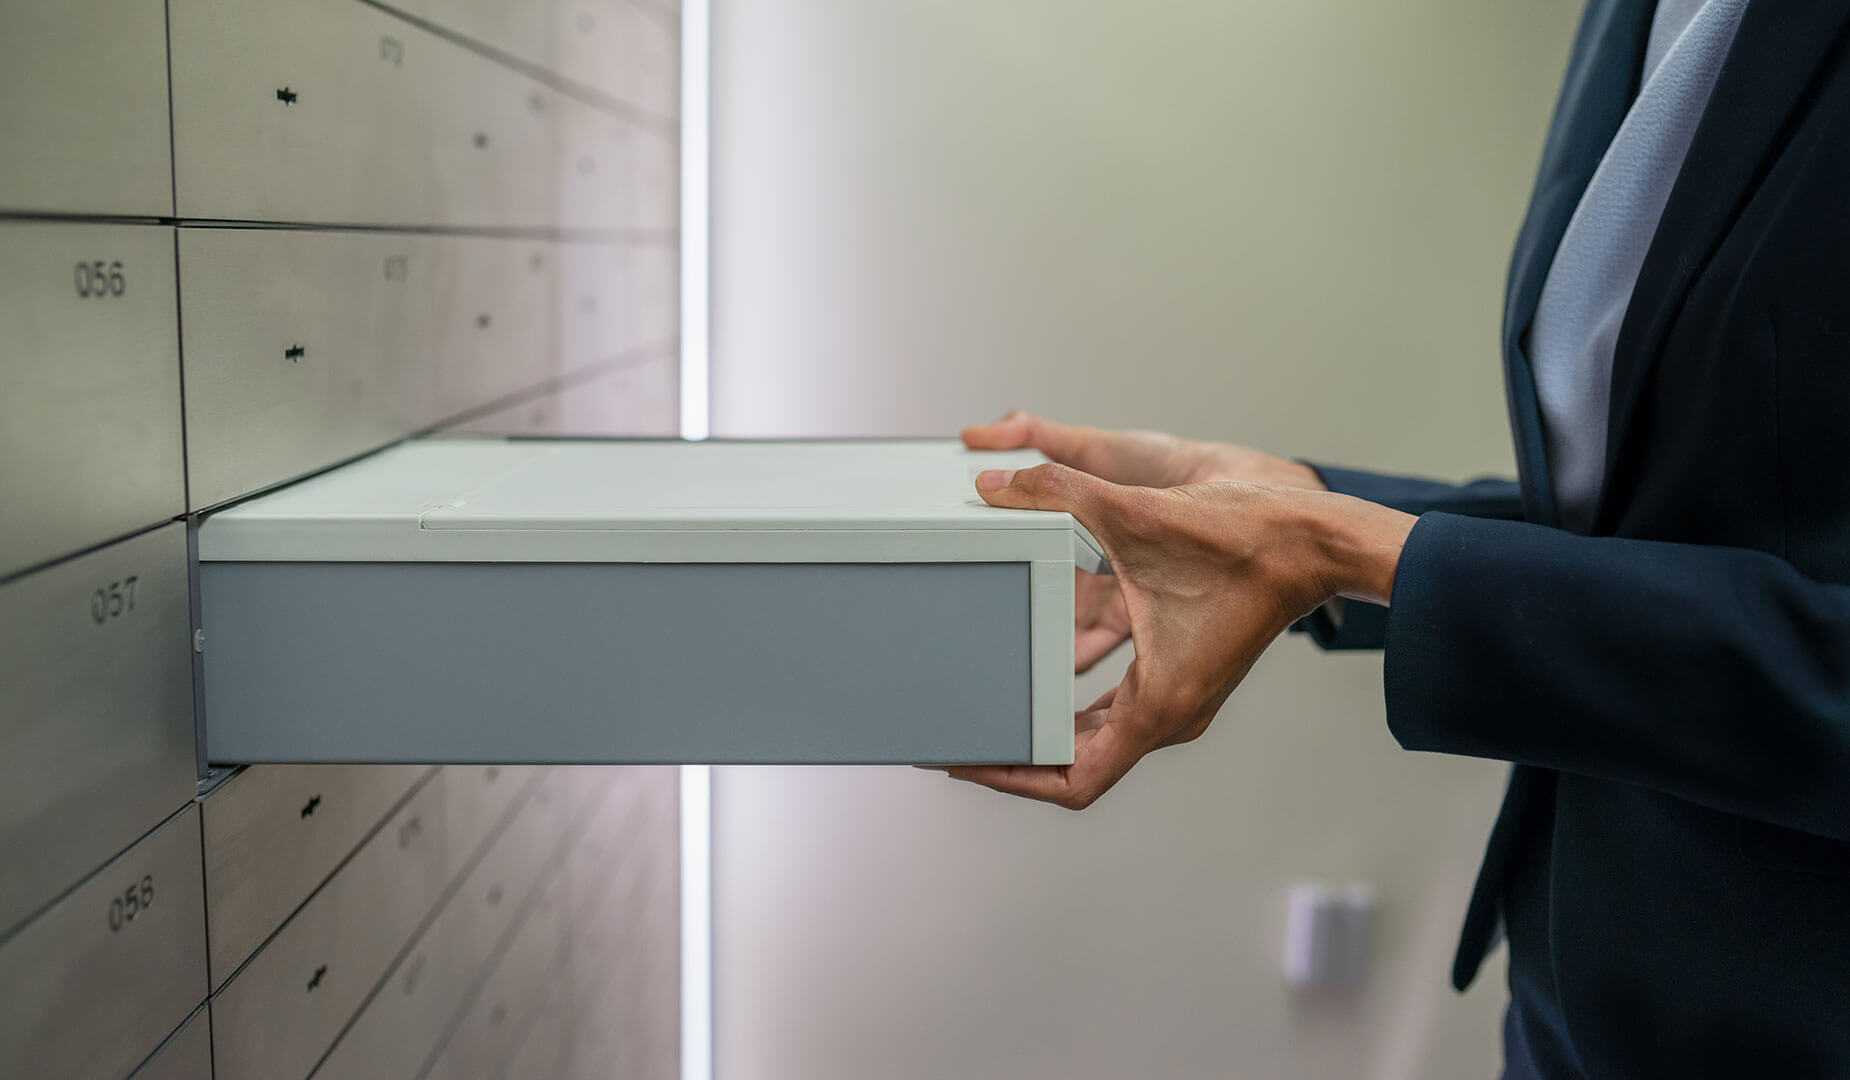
[0,0,684,1076]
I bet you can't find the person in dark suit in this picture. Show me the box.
[939,1,1850,1074]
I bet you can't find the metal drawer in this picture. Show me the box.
[0,222,184,577]
[552,0,679,116]
[201,764,431,984]
[558,354,680,435]
[130,1008,213,1080]
[311,915,461,1080]
[197,439,1084,765]
[453,774,569,981]
[312,770,538,1080]
[170,0,556,227]
[0,524,196,939]
[0,2,172,216]
[554,94,673,232]
[498,980,570,1080]
[443,765,541,878]
[0,806,209,1080]
[211,771,449,1080]
[429,239,558,420]
[425,870,570,1080]
[564,772,640,925]
[569,812,678,1002]
[411,0,552,70]
[179,228,556,509]
[443,353,679,439]
[556,241,641,369]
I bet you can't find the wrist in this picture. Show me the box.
[1193,445,1329,491]
[1293,491,1416,607]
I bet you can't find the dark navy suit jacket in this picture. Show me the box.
[1300,1,1850,1074]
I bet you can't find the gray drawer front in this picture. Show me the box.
[0,2,173,216]
[0,524,197,938]
[202,764,431,984]
[0,223,184,577]
[212,770,449,1080]
[131,1008,213,1080]
[0,806,210,1080]
[201,561,1032,764]
[179,228,556,509]
[170,0,554,227]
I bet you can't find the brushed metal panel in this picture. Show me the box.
[180,229,557,508]
[130,1008,213,1080]
[413,0,551,68]
[0,806,209,1080]
[499,980,569,1080]
[555,241,640,369]
[450,356,680,443]
[211,772,449,1080]
[555,95,649,232]
[311,917,461,1080]
[170,0,555,227]
[0,223,184,577]
[429,239,557,419]
[0,525,196,938]
[312,768,549,1080]
[425,870,569,1080]
[178,227,442,508]
[442,764,540,879]
[553,354,679,436]
[0,2,173,215]
[566,767,678,1004]
[452,773,567,982]
[201,763,431,985]
[553,0,679,116]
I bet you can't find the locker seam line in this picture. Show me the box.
[204,766,442,994]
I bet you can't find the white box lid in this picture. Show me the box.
[199,437,1110,570]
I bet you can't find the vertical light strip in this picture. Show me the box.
[680,761,713,1080]
[679,0,712,442]
[680,2,715,1077]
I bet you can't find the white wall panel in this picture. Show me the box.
[709,2,1581,1077]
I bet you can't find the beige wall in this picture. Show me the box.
[708,2,1581,1077]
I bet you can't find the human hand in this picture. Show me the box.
[961,410,1327,490]
[942,464,1413,809]
[962,411,1327,671]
